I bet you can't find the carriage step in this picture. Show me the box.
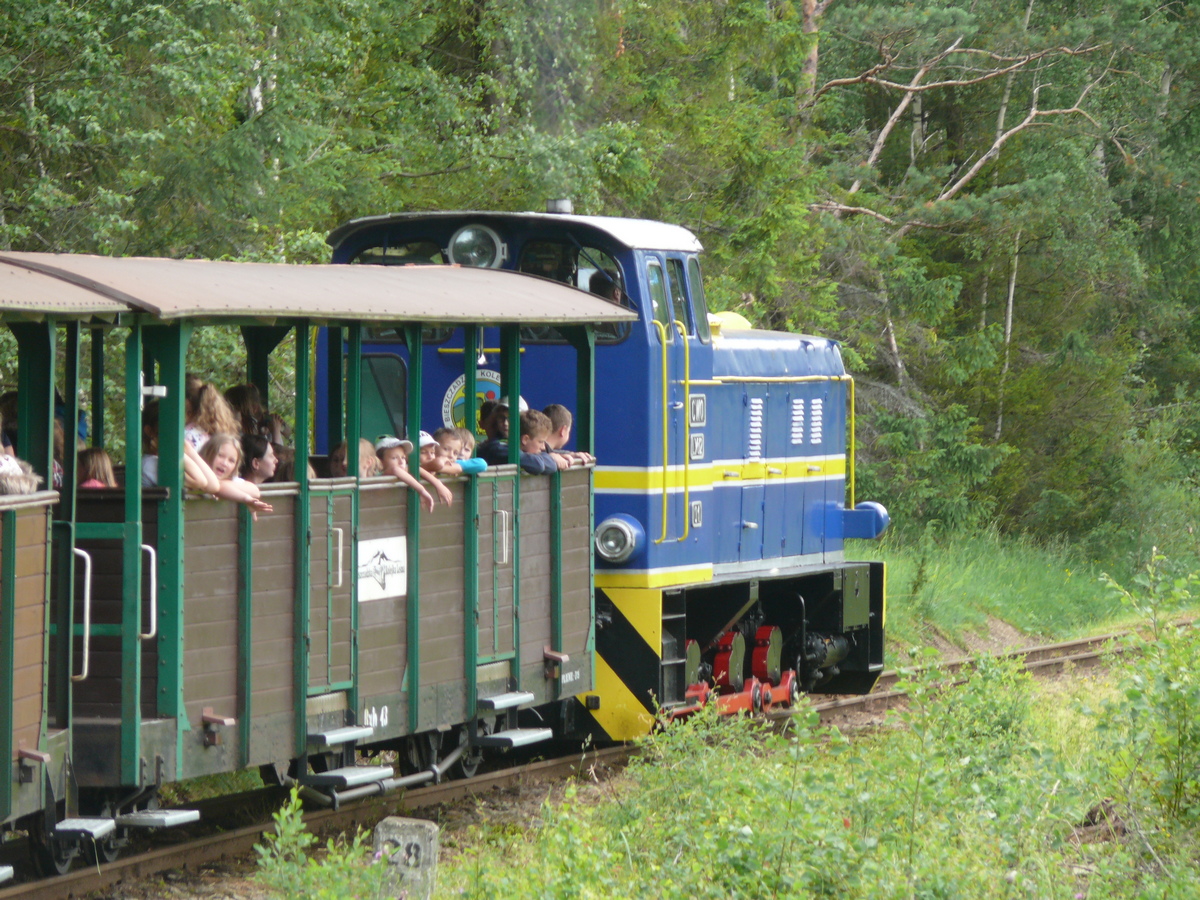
[55,817,116,840]
[298,765,394,789]
[478,691,535,712]
[0,865,12,883]
[474,728,553,749]
[117,809,201,829]
[308,725,375,749]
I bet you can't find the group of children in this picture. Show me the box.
[367,399,594,513]
[57,376,593,521]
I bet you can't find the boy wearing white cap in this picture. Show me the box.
[376,435,435,512]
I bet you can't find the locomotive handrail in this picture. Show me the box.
[139,543,157,641]
[673,319,691,542]
[652,319,671,545]
[71,547,93,683]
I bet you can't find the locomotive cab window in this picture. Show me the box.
[666,258,691,334]
[519,241,576,283]
[687,257,712,344]
[361,353,408,441]
[352,241,444,266]
[646,260,671,328]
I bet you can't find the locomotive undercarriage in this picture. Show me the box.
[642,562,885,719]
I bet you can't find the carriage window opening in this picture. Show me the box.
[519,241,576,284]
[646,261,670,328]
[687,257,712,344]
[352,241,444,266]
[666,258,690,333]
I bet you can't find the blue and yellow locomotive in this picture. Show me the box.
[327,208,890,741]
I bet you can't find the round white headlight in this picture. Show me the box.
[594,516,641,564]
[447,224,505,268]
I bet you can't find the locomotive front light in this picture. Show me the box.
[594,515,643,564]
[447,224,506,268]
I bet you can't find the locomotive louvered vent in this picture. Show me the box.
[810,398,824,445]
[790,398,804,445]
[748,398,764,459]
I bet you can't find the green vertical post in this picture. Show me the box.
[61,323,80,494]
[499,326,521,688]
[0,508,15,820]
[404,324,423,732]
[564,326,597,661]
[550,469,563,658]
[53,323,81,738]
[148,323,191,773]
[121,324,144,785]
[326,327,344,451]
[293,323,312,755]
[237,505,254,766]
[345,324,363,715]
[90,328,105,448]
[462,327,479,713]
[11,323,55,486]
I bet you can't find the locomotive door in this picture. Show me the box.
[477,473,517,666]
[647,259,690,544]
[307,485,355,695]
[738,391,766,562]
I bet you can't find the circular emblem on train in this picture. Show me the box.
[442,368,503,433]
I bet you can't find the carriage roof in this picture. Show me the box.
[0,252,636,324]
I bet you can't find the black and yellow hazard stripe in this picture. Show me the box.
[576,587,664,741]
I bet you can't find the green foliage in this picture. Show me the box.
[859,405,1011,531]
[1094,555,1200,828]
[255,787,389,900]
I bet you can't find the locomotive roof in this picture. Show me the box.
[327,211,705,253]
[0,252,636,324]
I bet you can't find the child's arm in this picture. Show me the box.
[419,467,454,505]
[395,468,435,513]
[182,443,221,493]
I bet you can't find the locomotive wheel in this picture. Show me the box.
[788,674,801,708]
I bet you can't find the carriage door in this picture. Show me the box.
[307,483,355,695]
[476,472,517,674]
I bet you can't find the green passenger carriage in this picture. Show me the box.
[0,253,631,876]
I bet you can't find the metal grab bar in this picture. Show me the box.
[673,319,691,542]
[652,319,670,544]
[139,543,157,640]
[71,547,93,683]
[332,527,345,588]
[496,510,510,565]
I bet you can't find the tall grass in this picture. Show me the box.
[849,528,1125,651]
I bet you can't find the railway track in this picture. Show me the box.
[0,632,1130,900]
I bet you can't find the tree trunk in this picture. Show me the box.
[993,230,1020,441]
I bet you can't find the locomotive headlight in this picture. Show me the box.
[447,224,506,268]
[594,515,643,564]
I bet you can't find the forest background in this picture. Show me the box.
[3,0,1199,575]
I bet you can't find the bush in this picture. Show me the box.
[255,787,389,900]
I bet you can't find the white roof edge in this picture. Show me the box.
[329,211,704,253]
